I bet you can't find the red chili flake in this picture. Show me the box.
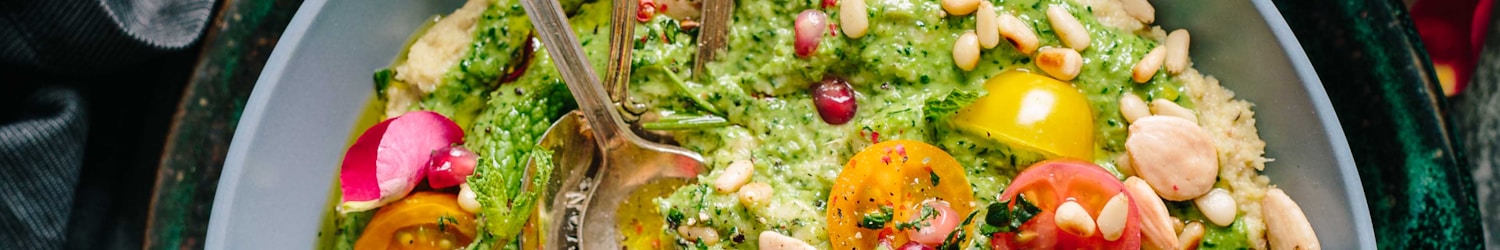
[828,22,840,37]
[823,0,838,9]
[894,144,906,157]
[1173,185,1179,191]
[871,131,881,143]
[882,155,892,164]
[636,0,656,22]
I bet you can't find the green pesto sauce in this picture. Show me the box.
[417,0,535,128]
[1165,201,1253,249]
[632,0,1197,248]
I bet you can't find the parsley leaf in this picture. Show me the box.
[860,206,896,229]
[984,194,1042,234]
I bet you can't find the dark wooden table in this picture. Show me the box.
[142,0,1488,248]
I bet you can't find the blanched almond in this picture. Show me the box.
[1126,177,1180,250]
[1126,116,1218,201]
[1047,5,1091,51]
[1264,188,1321,250]
[998,13,1040,54]
[1037,47,1083,81]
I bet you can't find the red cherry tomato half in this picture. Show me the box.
[992,160,1142,250]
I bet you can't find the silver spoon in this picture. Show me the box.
[518,0,708,249]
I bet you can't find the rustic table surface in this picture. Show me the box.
[142,0,1492,248]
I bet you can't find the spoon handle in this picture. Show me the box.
[519,0,628,144]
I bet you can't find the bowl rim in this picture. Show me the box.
[205,0,1376,248]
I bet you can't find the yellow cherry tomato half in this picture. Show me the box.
[827,140,976,249]
[953,71,1095,160]
[356,191,477,250]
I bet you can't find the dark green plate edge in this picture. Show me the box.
[1269,0,1483,248]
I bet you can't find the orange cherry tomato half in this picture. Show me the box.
[355,192,477,250]
[992,160,1141,250]
[827,140,976,249]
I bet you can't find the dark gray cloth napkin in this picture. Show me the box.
[0,87,87,249]
[0,0,213,249]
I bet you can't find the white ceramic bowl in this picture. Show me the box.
[206,0,1376,248]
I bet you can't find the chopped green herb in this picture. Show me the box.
[859,206,895,229]
[983,194,1041,235]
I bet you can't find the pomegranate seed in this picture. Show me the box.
[427,145,478,189]
[812,76,857,124]
[795,10,829,58]
[898,241,937,250]
[637,0,656,22]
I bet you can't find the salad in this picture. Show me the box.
[322,0,1323,249]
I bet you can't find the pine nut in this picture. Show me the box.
[953,31,982,71]
[998,13,1040,54]
[1171,216,1184,234]
[942,0,979,16]
[458,184,481,213]
[760,231,817,250]
[1126,116,1218,201]
[1264,188,1322,250]
[1149,99,1198,124]
[715,160,755,193]
[976,2,1000,49]
[1054,200,1096,238]
[677,225,721,244]
[1126,177,1181,250]
[1037,47,1083,81]
[1120,0,1156,24]
[1194,188,1238,227]
[1177,221,1205,250]
[1097,193,1131,241]
[738,182,774,207]
[1047,5,1091,51]
[1165,29,1191,74]
[841,0,869,38]
[1120,93,1151,123]
[1133,46,1166,83]
[1116,153,1137,177]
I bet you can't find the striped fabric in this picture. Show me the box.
[0,87,87,250]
